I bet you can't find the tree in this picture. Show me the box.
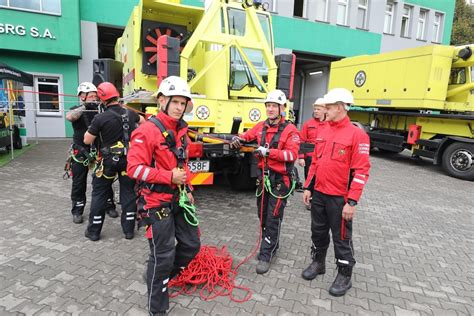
[450,0,474,45]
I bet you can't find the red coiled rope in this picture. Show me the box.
[168,160,266,303]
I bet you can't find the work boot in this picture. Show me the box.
[329,265,353,297]
[73,214,83,224]
[85,230,100,242]
[302,249,326,280]
[256,260,271,274]
[124,232,134,240]
[106,209,119,218]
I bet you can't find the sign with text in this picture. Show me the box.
[0,23,56,39]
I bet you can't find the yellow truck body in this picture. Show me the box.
[329,44,474,180]
[115,0,282,134]
[102,0,296,189]
[329,45,473,112]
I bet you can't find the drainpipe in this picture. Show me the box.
[297,70,306,128]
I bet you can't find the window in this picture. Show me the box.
[35,76,62,116]
[0,0,61,15]
[400,5,412,37]
[315,0,329,22]
[229,48,268,93]
[357,0,369,29]
[293,0,305,18]
[384,2,395,34]
[337,0,349,25]
[432,12,443,42]
[257,13,273,50]
[228,8,246,36]
[449,68,466,85]
[417,9,428,40]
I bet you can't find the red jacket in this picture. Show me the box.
[299,118,325,158]
[127,112,192,209]
[240,118,300,183]
[304,116,370,202]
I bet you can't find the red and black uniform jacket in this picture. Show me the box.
[127,112,193,209]
[240,118,300,186]
[304,116,371,202]
[299,118,325,159]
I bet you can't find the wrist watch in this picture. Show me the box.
[347,199,357,206]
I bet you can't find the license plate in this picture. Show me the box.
[187,160,210,173]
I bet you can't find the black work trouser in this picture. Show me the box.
[87,156,136,235]
[256,176,289,262]
[310,190,355,267]
[70,155,89,216]
[303,156,312,180]
[70,154,116,216]
[146,202,200,314]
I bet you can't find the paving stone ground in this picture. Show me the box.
[0,139,472,315]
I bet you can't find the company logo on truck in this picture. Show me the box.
[249,108,261,122]
[354,70,366,87]
[196,105,210,120]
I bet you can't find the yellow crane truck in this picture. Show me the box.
[329,44,474,180]
[93,0,297,189]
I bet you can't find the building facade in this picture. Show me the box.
[0,0,455,137]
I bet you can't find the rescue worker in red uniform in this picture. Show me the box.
[127,76,200,316]
[298,97,327,179]
[84,82,142,241]
[302,88,371,297]
[231,89,300,275]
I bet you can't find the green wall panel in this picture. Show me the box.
[0,1,81,56]
[181,0,204,7]
[272,16,381,57]
[406,0,455,44]
[80,0,139,27]
[0,52,78,137]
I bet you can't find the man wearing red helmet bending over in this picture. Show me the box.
[83,82,143,241]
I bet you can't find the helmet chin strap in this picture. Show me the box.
[164,97,172,115]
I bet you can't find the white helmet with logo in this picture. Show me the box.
[265,89,287,107]
[157,76,193,113]
[77,82,97,96]
[323,88,354,110]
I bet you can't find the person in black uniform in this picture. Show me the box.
[83,82,143,241]
[65,82,117,224]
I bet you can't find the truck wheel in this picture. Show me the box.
[442,142,474,181]
[227,160,256,191]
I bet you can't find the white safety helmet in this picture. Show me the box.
[264,89,287,106]
[157,76,193,113]
[77,82,97,96]
[313,97,326,106]
[323,88,354,111]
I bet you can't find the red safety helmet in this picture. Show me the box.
[97,82,120,103]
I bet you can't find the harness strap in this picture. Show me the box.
[108,107,132,154]
[259,120,294,175]
[149,116,188,168]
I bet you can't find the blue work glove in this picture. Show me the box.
[255,146,269,157]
